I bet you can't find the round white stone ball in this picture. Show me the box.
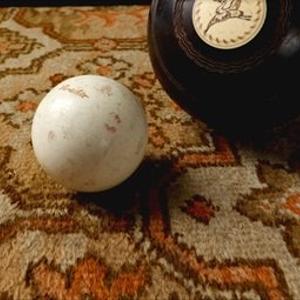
[31,75,148,192]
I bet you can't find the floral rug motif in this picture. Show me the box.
[0,6,300,300]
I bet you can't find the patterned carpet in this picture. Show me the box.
[0,6,300,300]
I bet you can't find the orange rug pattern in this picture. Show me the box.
[0,6,300,300]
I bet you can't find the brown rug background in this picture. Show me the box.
[0,6,300,300]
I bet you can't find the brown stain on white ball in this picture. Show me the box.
[48,131,55,141]
[62,127,71,140]
[105,123,117,133]
[98,85,113,96]
[114,114,121,124]
[109,112,122,124]
[59,84,89,99]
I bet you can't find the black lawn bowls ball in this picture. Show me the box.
[148,0,300,134]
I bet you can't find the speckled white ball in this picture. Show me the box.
[31,75,148,192]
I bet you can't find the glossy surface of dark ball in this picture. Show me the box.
[148,0,300,134]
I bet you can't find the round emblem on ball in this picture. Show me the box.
[192,0,267,49]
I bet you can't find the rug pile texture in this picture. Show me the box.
[0,6,300,300]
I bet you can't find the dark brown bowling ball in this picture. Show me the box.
[148,0,300,135]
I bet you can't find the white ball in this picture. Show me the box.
[31,75,148,192]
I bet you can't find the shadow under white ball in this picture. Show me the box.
[31,75,148,192]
